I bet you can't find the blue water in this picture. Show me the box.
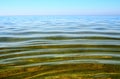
[0,15,120,79]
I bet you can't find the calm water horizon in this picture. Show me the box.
[0,15,120,79]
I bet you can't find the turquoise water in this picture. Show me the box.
[0,15,120,79]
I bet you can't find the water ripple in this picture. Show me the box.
[0,15,120,79]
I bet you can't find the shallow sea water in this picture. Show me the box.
[0,15,120,79]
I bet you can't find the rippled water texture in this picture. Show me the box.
[0,15,120,79]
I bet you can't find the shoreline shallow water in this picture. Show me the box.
[0,15,120,79]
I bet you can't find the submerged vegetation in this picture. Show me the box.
[0,64,120,79]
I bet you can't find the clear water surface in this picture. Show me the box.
[0,15,120,79]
